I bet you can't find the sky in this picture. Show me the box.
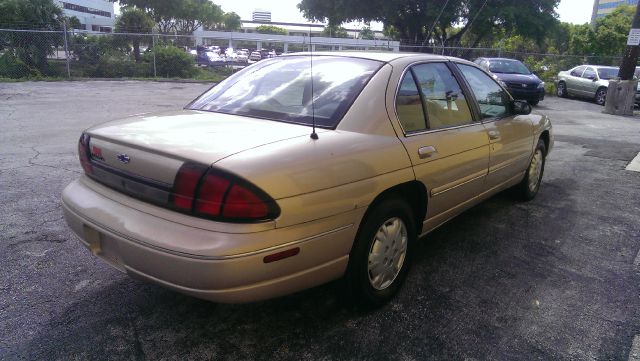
[211,0,594,26]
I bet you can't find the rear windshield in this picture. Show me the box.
[187,56,382,128]
[597,67,618,80]
[488,59,531,75]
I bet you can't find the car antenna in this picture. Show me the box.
[309,32,319,140]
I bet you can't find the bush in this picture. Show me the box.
[144,45,195,78]
[91,54,151,78]
[0,53,41,79]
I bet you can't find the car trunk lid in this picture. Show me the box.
[82,110,314,211]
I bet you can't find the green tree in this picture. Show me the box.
[321,25,349,38]
[222,12,241,31]
[0,0,64,74]
[117,0,224,35]
[68,16,82,30]
[115,8,155,62]
[359,27,375,40]
[204,11,241,31]
[298,0,559,48]
[255,25,288,35]
[592,5,634,57]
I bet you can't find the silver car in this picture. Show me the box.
[556,65,623,106]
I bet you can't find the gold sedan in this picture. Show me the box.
[62,52,553,307]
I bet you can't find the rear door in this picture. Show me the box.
[454,63,534,189]
[579,67,598,97]
[566,66,586,96]
[390,61,490,220]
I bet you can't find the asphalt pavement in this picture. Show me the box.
[1,81,639,360]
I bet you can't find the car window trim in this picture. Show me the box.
[408,67,431,131]
[392,60,479,136]
[451,61,515,123]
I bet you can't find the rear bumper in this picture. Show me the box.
[62,178,356,303]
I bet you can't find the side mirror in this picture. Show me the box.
[512,100,532,115]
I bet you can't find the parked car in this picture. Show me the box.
[62,53,553,307]
[555,65,629,106]
[235,50,249,63]
[474,57,545,106]
[196,51,226,67]
[249,51,262,61]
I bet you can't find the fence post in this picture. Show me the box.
[152,29,157,77]
[62,21,71,78]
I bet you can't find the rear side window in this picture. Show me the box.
[571,66,586,77]
[188,56,382,128]
[396,72,426,133]
[582,67,596,79]
[456,64,510,119]
[395,62,473,133]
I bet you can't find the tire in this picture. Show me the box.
[595,87,607,106]
[556,82,568,98]
[517,139,546,201]
[345,198,416,308]
[529,100,539,106]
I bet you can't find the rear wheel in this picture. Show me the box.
[595,87,607,106]
[556,82,568,98]
[516,139,546,201]
[345,198,416,308]
[529,100,539,106]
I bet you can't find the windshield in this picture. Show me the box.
[187,56,382,128]
[488,59,531,75]
[597,67,619,80]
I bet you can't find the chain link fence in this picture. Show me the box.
[0,28,624,85]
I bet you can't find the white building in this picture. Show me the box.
[55,0,115,32]
[252,10,272,22]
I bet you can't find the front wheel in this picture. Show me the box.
[345,198,416,308]
[516,139,546,201]
[595,87,607,106]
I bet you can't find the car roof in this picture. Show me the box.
[578,65,617,68]
[280,51,455,63]
[477,57,523,62]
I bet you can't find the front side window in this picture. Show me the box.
[597,67,618,80]
[187,56,382,128]
[456,64,510,119]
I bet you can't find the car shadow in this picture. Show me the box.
[14,179,582,360]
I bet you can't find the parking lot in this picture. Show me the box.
[1,81,639,360]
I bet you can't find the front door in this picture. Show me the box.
[454,63,534,188]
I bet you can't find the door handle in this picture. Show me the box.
[488,130,501,141]
[418,146,437,159]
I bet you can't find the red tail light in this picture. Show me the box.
[171,163,207,211]
[170,163,279,223]
[78,133,93,174]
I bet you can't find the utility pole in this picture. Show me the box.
[619,2,640,80]
[604,1,640,115]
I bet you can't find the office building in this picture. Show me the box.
[55,0,115,32]
[592,0,639,24]
[252,10,272,22]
